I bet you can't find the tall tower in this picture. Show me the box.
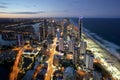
[63,23,68,41]
[39,26,43,41]
[39,19,48,41]
[43,19,48,40]
[59,38,64,51]
[80,42,87,55]
[79,17,83,41]
[51,21,55,36]
[17,34,21,46]
[73,49,78,65]
[68,40,74,54]
[63,18,69,41]
[84,50,94,71]
[43,19,46,40]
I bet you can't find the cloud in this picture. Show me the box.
[11,11,45,14]
[0,11,45,14]
[0,5,7,8]
[0,1,7,8]
[0,2,7,5]
[0,12,5,13]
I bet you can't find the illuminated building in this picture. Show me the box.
[43,19,48,40]
[80,41,87,55]
[63,21,69,41]
[66,52,73,60]
[59,38,64,51]
[39,19,48,41]
[68,40,74,54]
[39,26,44,41]
[84,50,94,71]
[56,28,60,39]
[79,17,82,41]
[17,34,21,46]
[73,48,80,65]
[51,20,55,36]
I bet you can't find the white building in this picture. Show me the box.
[80,41,87,54]
[89,55,94,70]
[73,49,80,65]
[68,40,74,53]
[56,28,60,39]
[59,38,64,51]
[84,51,94,70]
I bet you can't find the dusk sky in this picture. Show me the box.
[0,0,120,18]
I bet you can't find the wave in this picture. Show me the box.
[83,28,120,60]
[70,18,120,60]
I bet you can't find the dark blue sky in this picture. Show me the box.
[0,0,120,18]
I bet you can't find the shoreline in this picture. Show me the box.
[83,29,120,61]
[83,31,120,71]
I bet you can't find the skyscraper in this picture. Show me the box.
[51,24,55,36]
[17,34,21,46]
[84,50,94,71]
[79,17,82,41]
[56,28,60,40]
[39,19,48,41]
[73,49,79,65]
[63,18,70,41]
[63,23,68,41]
[39,26,44,41]
[43,19,48,40]
[80,42,87,55]
[59,38,64,51]
[68,40,74,54]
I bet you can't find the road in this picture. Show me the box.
[9,48,23,80]
[83,33,120,80]
[45,37,57,80]
[32,64,43,80]
[9,44,36,80]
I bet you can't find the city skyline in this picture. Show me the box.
[0,0,120,18]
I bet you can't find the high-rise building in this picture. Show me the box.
[39,26,44,41]
[59,38,64,51]
[56,28,60,39]
[66,52,73,60]
[68,40,74,53]
[73,49,78,65]
[79,17,82,41]
[89,54,94,70]
[84,50,94,71]
[85,53,89,69]
[51,25,55,36]
[43,19,48,40]
[51,20,55,36]
[63,23,67,40]
[80,41,87,55]
[39,19,48,41]
[63,19,69,41]
[17,34,21,46]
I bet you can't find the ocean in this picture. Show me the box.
[83,18,120,46]
[71,18,120,59]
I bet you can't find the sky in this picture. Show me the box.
[0,0,120,18]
